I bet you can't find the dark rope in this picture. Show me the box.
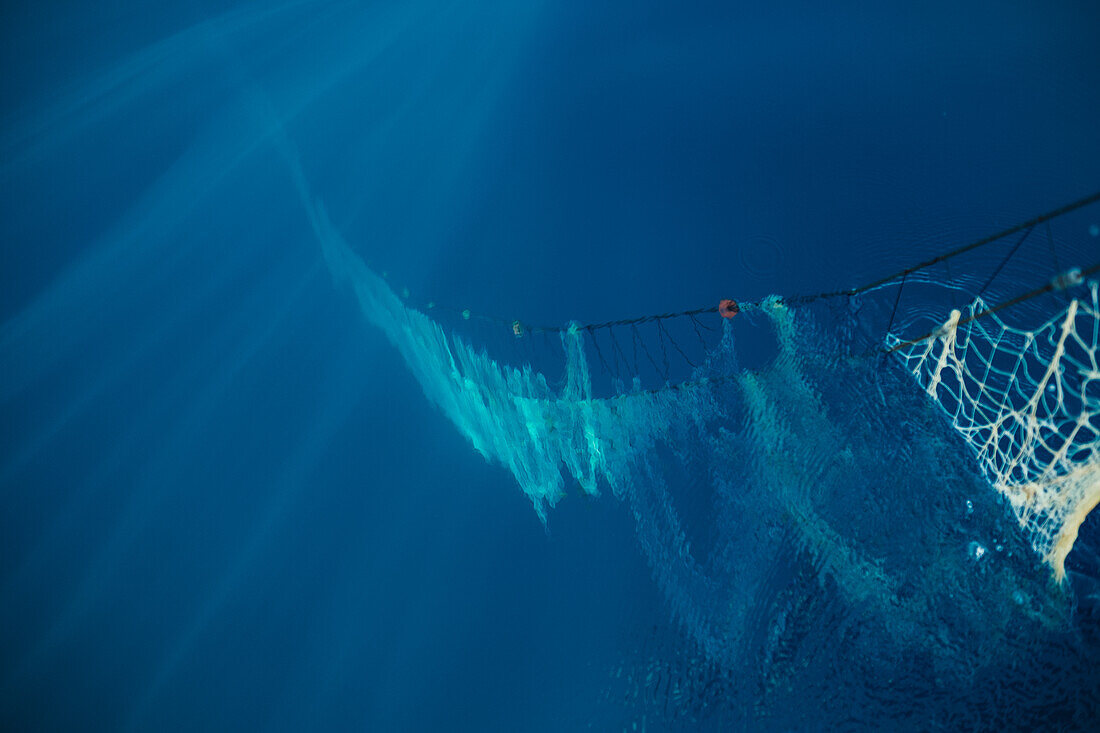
[628,323,641,375]
[883,272,908,340]
[633,323,661,377]
[688,313,711,354]
[886,261,1099,354]
[1046,219,1061,274]
[591,261,1099,402]
[822,190,1100,303]
[609,326,631,379]
[587,326,613,376]
[655,320,672,381]
[532,306,719,334]
[658,318,697,369]
[515,191,1100,335]
[976,224,1033,299]
[407,192,1100,343]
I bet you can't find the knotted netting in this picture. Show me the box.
[887,277,1100,580]
[310,180,1100,725]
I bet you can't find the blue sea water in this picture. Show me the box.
[2,1,1100,731]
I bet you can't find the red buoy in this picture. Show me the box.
[719,299,740,318]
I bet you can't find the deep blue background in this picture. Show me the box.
[2,1,1099,730]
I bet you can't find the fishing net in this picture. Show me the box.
[314,182,1100,582]
[887,276,1100,580]
[312,190,1100,726]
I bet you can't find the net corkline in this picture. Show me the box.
[416,190,1100,346]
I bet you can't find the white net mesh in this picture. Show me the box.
[887,279,1100,581]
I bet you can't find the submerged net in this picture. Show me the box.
[887,278,1100,581]
[311,189,1100,725]
[315,184,1100,583]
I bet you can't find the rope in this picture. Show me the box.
[885,261,1100,353]
[1047,219,1062,273]
[525,189,1100,334]
[795,189,1100,305]
[976,224,1033,299]
[586,260,1100,403]
[883,271,908,343]
[413,192,1100,354]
